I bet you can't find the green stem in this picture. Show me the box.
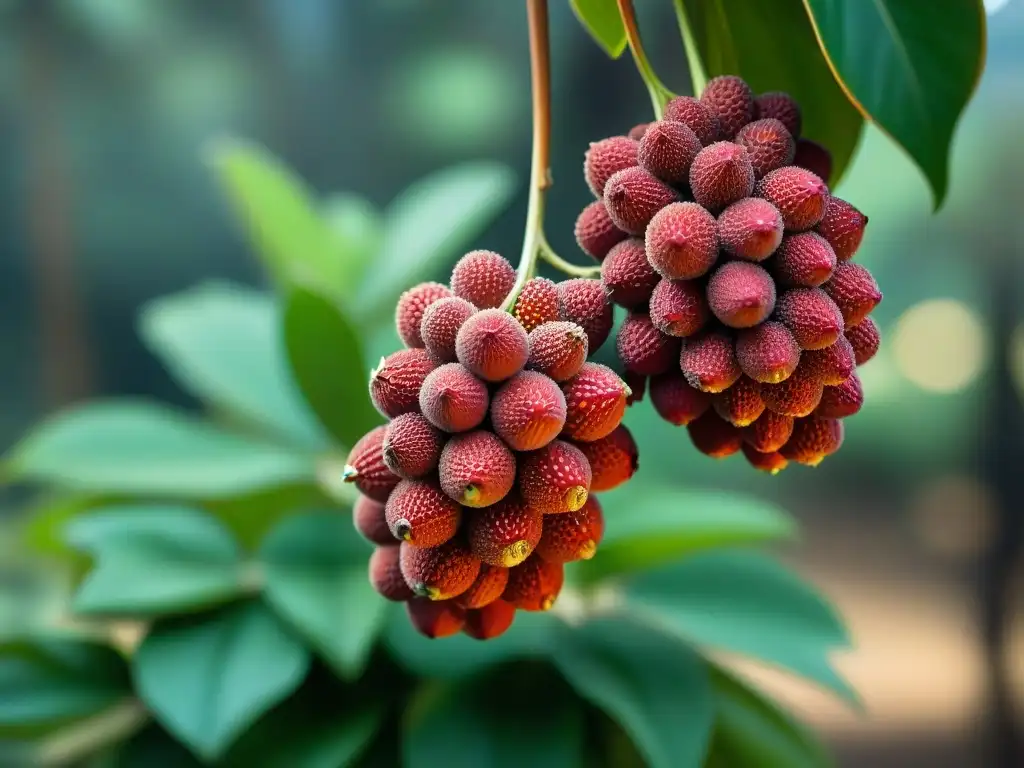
[539,237,601,278]
[671,0,708,95]
[616,0,674,118]
[35,698,148,767]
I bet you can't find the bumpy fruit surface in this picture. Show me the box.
[353,495,394,546]
[649,278,708,338]
[491,370,567,451]
[561,363,630,441]
[680,332,742,393]
[712,375,765,427]
[735,118,795,179]
[558,278,614,351]
[503,556,565,611]
[772,232,837,288]
[419,363,490,433]
[650,371,711,425]
[407,598,465,638]
[700,75,755,139]
[645,202,719,280]
[456,308,529,382]
[815,373,864,419]
[743,410,794,453]
[717,198,784,261]
[617,312,681,376]
[687,410,743,457]
[603,166,680,235]
[400,539,480,601]
[385,479,461,547]
[760,366,824,417]
[800,336,856,385]
[822,263,882,329]
[370,348,436,418]
[780,417,844,466]
[536,496,605,563]
[463,599,516,640]
[575,425,638,491]
[450,250,516,309]
[754,92,801,138]
[466,494,544,567]
[518,440,592,514]
[742,444,790,475]
[793,139,832,184]
[775,288,844,350]
[575,201,628,262]
[452,564,509,609]
[396,282,452,348]
[638,120,702,184]
[369,545,415,602]
[602,238,659,308]
[439,430,516,508]
[513,277,561,333]
[735,321,800,384]
[706,262,777,328]
[846,317,880,366]
[689,141,755,212]
[527,322,588,382]
[584,136,639,198]
[343,427,400,502]
[816,197,867,261]
[755,167,828,232]
[663,95,720,145]
[420,296,477,363]
[383,413,444,480]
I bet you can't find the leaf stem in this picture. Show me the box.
[671,0,708,95]
[35,697,148,767]
[539,237,601,278]
[616,0,674,118]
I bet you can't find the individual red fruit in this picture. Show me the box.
[536,496,605,563]
[712,375,765,427]
[742,410,794,453]
[452,564,509,609]
[700,75,754,139]
[420,296,477,363]
[558,278,614,351]
[575,425,638,491]
[687,410,743,457]
[815,373,864,419]
[396,282,452,348]
[369,545,415,601]
[561,363,630,441]
[370,348,436,418]
[793,139,833,185]
[513,277,560,333]
[780,417,844,466]
[846,317,880,366]
[450,250,516,309]
[800,336,856,385]
[755,167,828,232]
[603,166,680,235]
[760,366,824,417]
[527,322,588,383]
[624,369,647,406]
[706,262,777,328]
[645,202,719,280]
[754,92,802,138]
[617,313,681,376]
[736,321,801,384]
[816,197,868,261]
[689,142,755,212]
[772,232,837,288]
[735,119,795,179]
[664,95,720,145]
[419,363,489,433]
[680,332,742,393]
[463,599,516,640]
[741,444,789,474]
[649,278,708,338]
[343,427,399,502]
[822,263,882,329]
[438,430,516,508]
[519,440,592,514]
[650,371,711,425]
[466,494,544,567]
[455,308,529,382]
[407,598,465,638]
[601,238,659,308]
[385,479,462,547]
[638,120,702,184]
[382,413,444,480]
[584,136,639,198]
[353,495,394,546]
[400,539,480,601]
[503,556,565,611]
[775,288,844,350]
[575,201,628,262]
[491,370,567,451]
[628,123,650,140]
[717,198,784,262]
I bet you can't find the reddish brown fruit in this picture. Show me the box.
[419,363,489,433]
[772,232,837,288]
[407,598,465,638]
[624,369,647,405]
[518,440,592,514]
[680,332,742,393]
[536,497,605,563]
[420,296,477,364]
[846,317,880,366]
[382,413,444,480]
[601,238,659,308]
[649,278,708,338]
[650,371,711,425]
[370,348,437,418]
[513,277,560,333]
[717,198,784,262]
[439,431,516,508]
[815,373,864,419]
[452,564,509,609]
[645,202,719,280]
[455,308,529,383]
[603,166,680,235]
[400,539,480,601]
[575,201,628,262]
[503,556,565,611]
[463,599,516,640]
[793,139,833,185]
[754,92,802,138]
[735,119,796,179]
[584,136,639,198]
[385,479,461,547]
[816,197,868,261]
[466,494,544,567]
[343,426,400,502]
[562,363,630,441]
[450,250,516,309]
[628,123,650,140]
[689,142,756,212]
[575,425,638,491]
[396,282,452,348]
[664,95,720,145]
[369,545,415,602]
[617,313,681,376]
[822,263,882,329]
[775,288,844,350]
[742,444,789,475]
[712,375,765,427]
[558,278,614,351]
[742,410,794,453]
[780,417,844,466]
[736,321,801,384]
[707,262,777,328]
[527,322,588,383]
[491,370,567,451]
[800,337,856,385]
[755,167,828,232]
[760,366,825,418]
[687,410,743,458]
[638,120,702,184]
[700,75,755,139]
[353,495,394,546]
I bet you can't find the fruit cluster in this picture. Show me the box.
[345,251,635,640]
[575,75,881,473]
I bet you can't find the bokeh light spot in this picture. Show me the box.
[891,299,987,393]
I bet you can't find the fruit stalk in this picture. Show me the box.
[616,0,674,118]
[671,0,709,94]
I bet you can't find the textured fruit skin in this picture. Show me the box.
[793,139,832,184]
[514,278,561,333]
[518,440,593,514]
[584,136,639,198]
[603,166,680,235]
[450,251,516,309]
[717,198,784,262]
[800,336,856,385]
[455,308,529,383]
[712,375,765,427]
[463,599,516,640]
[760,366,825,417]
[706,261,777,328]
[617,313,681,376]
[370,545,415,601]
[353,495,394,546]
[735,321,801,384]
[575,201,628,262]
[503,556,565,611]
[815,373,864,419]
[491,370,567,451]
[527,322,588,383]
[575,425,638,491]
[400,539,481,601]
[648,279,707,338]
[754,92,802,138]
[650,371,711,425]
[680,332,742,393]
[370,348,437,419]
[466,494,544,567]
[628,123,650,140]
[645,202,719,280]
[742,410,794,453]
[558,279,614,351]
[452,564,509,609]
[638,120,702,184]
[775,288,844,350]
[846,318,880,366]
[735,119,795,179]
[755,167,828,232]
[396,282,452,348]
[742,444,789,474]
[382,413,444,480]
[772,232,837,288]
[687,410,743,457]
[664,95,720,145]
[689,141,756,212]
[561,363,630,442]
[439,431,516,508]
[407,598,466,638]
[343,427,400,502]
[781,417,844,466]
[420,297,477,364]
[700,75,754,139]
[822,263,882,329]
[601,238,659,308]
[816,197,867,261]
[419,363,489,433]
[536,496,605,563]
[385,479,462,547]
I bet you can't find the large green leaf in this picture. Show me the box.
[551,618,714,768]
[679,0,864,185]
[204,484,334,551]
[133,601,310,761]
[802,0,985,206]
[260,512,386,679]
[109,724,205,767]
[65,505,244,615]
[139,282,327,449]
[3,401,316,498]
[570,0,628,58]
[322,193,383,285]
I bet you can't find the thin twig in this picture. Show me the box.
[616,0,674,118]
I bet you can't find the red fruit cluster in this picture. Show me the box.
[576,75,881,473]
[351,251,638,640]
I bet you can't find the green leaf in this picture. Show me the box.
[133,601,310,761]
[65,505,244,615]
[4,401,316,498]
[322,192,383,285]
[680,0,864,184]
[570,0,628,58]
[110,724,205,767]
[139,282,328,450]
[802,0,985,206]
[551,618,714,768]
[204,484,335,552]
[260,512,386,679]
[357,162,516,317]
